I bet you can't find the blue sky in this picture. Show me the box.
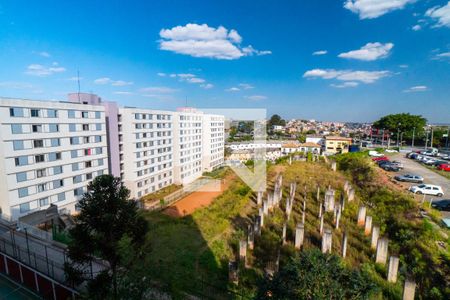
[0,0,449,122]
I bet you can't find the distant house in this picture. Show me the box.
[324,136,352,155]
[272,125,284,132]
[281,142,321,154]
[306,135,325,146]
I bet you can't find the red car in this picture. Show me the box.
[437,164,450,171]
[372,156,389,162]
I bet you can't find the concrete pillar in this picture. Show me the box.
[302,210,306,224]
[319,214,324,235]
[324,190,335,212]
[318,202,323,218]
[263,200,269,215]
[331,161,337,171]
[247,225,254,250]
[257,191,263,206]
[254,215,262,236]
[376,238,389,265]
[335,207,341,230]
[282,223,287,244]
[364,216,372,236]
[239,240,247,263]
[341,232,348,258]
[371,226,380,249]
[387,256,399,283]
[340,194,345,211]
[228,261,238,284]
[348,188,355,202]
[289,155,292,165]
[321,228,332,254]
[344,181,349,193]
[295,223,304,249]
[317,186,320,201]
[403,279,416,300]
[357,206,366,227]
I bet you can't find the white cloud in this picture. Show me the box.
[0,81,34,89]
[399,64,409,68]
[436,51,450,58]
[344,0,415,19]
[67,76,83,81]
[226,87,241,92]
[426,2,450,28]
[25,64,66,76]
[303,68,391,84]
[312,50,328,55]
[330,82,360,88]
[412,24,422,31]
[94,77,133,86]
[157,72,167,77]
[113,91,134,95]
[246,95,267,101]
[38,51,51,57]
[403,85,429,92]
[186,77,205,83]
[139,86,177,94]
[338,42,394,61]
[239,83,254,89]
[200,83,214,89]
[159,23,271,60]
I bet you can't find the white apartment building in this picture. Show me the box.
[0,98,109,219]
[202,114,225,172]
[118,107,174,199]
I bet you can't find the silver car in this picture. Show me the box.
[394,174,424,183]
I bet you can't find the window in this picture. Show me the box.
[13,140,24,150]
[48,152,61,161]
[37,183,46,192]
[82,111,88,118]
[30,109,40,117]
[57,192,66,202]
[86,173,93,180]
[74,187,83,196]
[96,147,103,155]
[16,172,27,182]
[47,109,57,118]
[49,124,59,132]
[53,179,64,189]
[15,156,28,166]
[95,111,101,119]
[35,154,45,163]
[72,163,79,171]
[70,137,79,145]
[32,124,42,133]
[84,149,92,156]
[82,124,89,131]
[18,187,28,198]
[69,124,76,132]
[33,139,44,148]
[19,202,30,213]
[97,170,104,176]
[11,124,23,134]
[51,138,60,147]
[39,198,49,207]
[71,150,78,158]
[85,161,92,168]
[10,107,24,117]
[96,123,102,131]
[95,136,102,143]
[98,159,104,166]
[73,175,82,183]
[68,110,76,118]
[36,168,46,178]
[83,136,89,143]
[53,166,63,175]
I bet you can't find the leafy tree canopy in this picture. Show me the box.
[269,114,286,127]
[372,113,427,133]
[65,175,148,299]
[256,249,377,300]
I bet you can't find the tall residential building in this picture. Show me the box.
[0,94,225,219]
[0,97,109,219]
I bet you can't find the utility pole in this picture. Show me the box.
[425,129,429,150]
[381,129,385,147]
[446,126,449,150]
[397,123,401,148]
[430,126,434,148]
[412,127,415,150]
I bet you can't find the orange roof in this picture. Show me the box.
[299,142,321,148]
[282,142,300,148]
[325,136,352,141]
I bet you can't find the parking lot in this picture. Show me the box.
[391,153,450,200]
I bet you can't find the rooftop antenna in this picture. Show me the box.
[185,96,188,107]
[77,69,81,103]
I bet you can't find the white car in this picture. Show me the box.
[385,149,398,153]
[409,184,444,197]
[369,150,384,157]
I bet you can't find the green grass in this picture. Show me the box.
[140,184,183,203]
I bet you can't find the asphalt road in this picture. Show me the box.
[392,153,450,200]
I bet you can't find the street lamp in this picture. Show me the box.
[397,123,401,148]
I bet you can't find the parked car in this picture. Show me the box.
[437,164,450,171]
[390,161,404,169]
[423,158,438,165]
[385,149,398,153]
[394,174,424,183]
[382,164,400,172]
[377,160,391,166]
[431,199,450,211]
[369,150,384,157]
[408,153,418,159]
[431,160,447,167]
[409,184,444,197]
[422,148,439,156]
[372,156,389,162]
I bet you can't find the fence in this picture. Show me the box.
[16,221,53,241]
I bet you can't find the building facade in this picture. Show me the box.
[0,98,109,219]
[324,136,353,155]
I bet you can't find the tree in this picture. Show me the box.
[269,114,286,127]
[256,249,377,299]
[65,175,148,299]
[372,113,427,135]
